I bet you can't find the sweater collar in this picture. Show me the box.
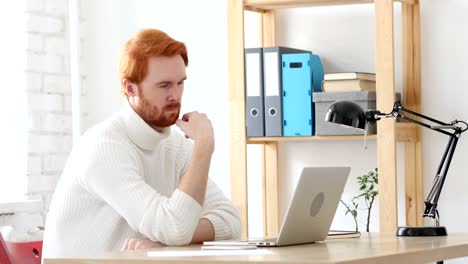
[122,101,171,150]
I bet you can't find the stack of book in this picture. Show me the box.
[322,72,376,92]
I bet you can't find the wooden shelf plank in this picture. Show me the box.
[244,0,414,11]
[248,134,376,143]
[247,123,417,143]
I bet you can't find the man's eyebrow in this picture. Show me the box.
[154,81,170,86]
[154,77,187,86]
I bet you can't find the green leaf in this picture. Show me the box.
[356,193,365,199]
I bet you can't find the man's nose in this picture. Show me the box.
[168,86,182,102]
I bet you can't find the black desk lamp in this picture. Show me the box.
[325,100,467,236]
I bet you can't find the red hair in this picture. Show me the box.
[118,29,188,95]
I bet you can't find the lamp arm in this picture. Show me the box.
[394,101,450,127]
[397,115,454,137]
[367,100,468,226]
[374,101,464,137]
[423,135,459,225]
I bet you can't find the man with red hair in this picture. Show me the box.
[42,29,241,257]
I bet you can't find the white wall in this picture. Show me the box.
[79,0,137,130]
[79,0,231,196]
[134,0,231,195]
[79,2,468,262]
[420,0,468,235]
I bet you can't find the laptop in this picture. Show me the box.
[204,166,350,247]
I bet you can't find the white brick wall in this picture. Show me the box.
[26,72,42,92]
[43,154,68,173]
[64,95,73,113]
[25,0,74,222]
[28,112,42,132]
[45,37,68,56]
[42,113,73,133]
[27,52,64,73]
[27,15,63,34]
[27,33,44,52]
[28,93,64,112]
[44,74,71,94]
[26,0,43,12]
[28,134,72,161]
[45,0,69,16]
[27,156,42,175]
[28,175,60,193]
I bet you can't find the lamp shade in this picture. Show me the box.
[325,100,366,130]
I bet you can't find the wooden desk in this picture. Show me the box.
[44,233,468,264]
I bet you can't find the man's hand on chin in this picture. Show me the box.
[121,238,166,251]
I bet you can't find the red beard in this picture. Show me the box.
[136,95,181,128]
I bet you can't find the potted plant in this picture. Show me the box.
[341,168,378,232]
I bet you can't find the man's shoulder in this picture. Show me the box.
[81,114,130,145]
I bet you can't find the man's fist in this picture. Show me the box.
[175,111,214,151]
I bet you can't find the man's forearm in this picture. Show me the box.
[191,218,215,243]
[128,218,214,248]
[178,140,213,205]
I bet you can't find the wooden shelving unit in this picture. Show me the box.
[227,0,423,238]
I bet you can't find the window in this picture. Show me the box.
[0,2,28,202]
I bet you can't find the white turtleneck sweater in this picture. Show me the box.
[42,103,241,258]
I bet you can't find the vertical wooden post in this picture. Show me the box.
[227,0,248,239]
[375,0,398,233]
[402,0,424,226]
[412,2,424,227]
[263,142,279,236]
[260,10,280,237]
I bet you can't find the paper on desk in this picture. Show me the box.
[147,249,272,257]
[201,245,257,250]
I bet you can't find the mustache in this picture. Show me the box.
[164,103,181,110]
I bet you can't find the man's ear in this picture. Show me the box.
[122,79,138,97]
